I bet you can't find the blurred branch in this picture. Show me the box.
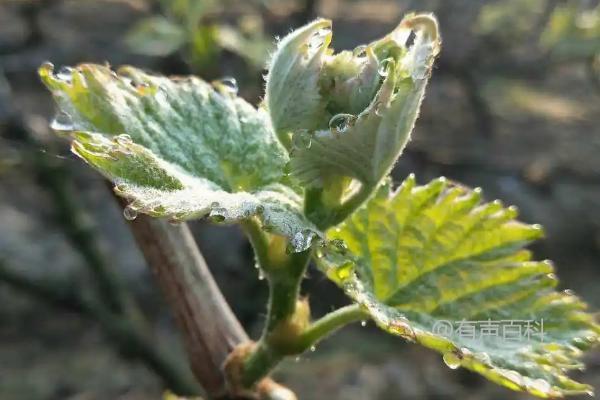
[0,0,60,55]
[586,55,600,95]
[0,259,199,395]
[5,114,133,315]
[0,74,198,394]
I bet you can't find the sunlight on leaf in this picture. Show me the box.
[39,63,318,252]
[267,14,440,189]
[317,175,599,398]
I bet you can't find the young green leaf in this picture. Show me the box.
[317,175,599,398]
[39,63,318,251]
[266,14,440,189]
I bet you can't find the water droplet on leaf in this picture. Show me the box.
[378,58,394,77]
[123,205,138,221]
[292,130,312,149]
[528,379,551,395]
[360,320,367,327]
[216,77,238,95]
[39,61,54,78]
[114,134,132,146]
[328,113,355,134]
[50,112,74,132]
[56,66,74,83]
[288,229,316,253]
[442,351,461,370]
[352,45,367,58]
[309,345,316,352]
[209,209,226,223]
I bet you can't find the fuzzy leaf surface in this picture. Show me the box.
[40,63,318,251]
[318,176,599,398]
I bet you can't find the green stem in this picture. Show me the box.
[306,183,375,230]
[240,220,311,384]
[329,183,374,227]
[297,304,367,350]
[241,341,284,388]
[237,182,373,390]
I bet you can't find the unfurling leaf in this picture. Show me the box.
[39,63,318,252]
[317,175,599,398]
[266,14,440,189]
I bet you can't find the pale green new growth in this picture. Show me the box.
[39,62,318,251]
[39,12,599,400]
[267,14,440,188]
[318,176,600,397]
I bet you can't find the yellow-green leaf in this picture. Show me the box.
[318,175,599,398]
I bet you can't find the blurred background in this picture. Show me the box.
[0,0,599,399]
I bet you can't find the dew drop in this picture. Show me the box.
[378,58,394,77]
[114,134,132,146]
[50,112,74,132]
[442,351,461,370]
[504,371,524,387]
[39,61,54,78]
[563,289,574,296]
[328,113,355,134]
[360,320,367,327]
[216,77,238,95]
[123,205,138,221]
[210,214,226,223]
[114,184,127,195]
[309,345,316,352]
[288,229,316,253]
[528,378,551,395]
[56,66,74,83]
[292,130,312,149]
[294,356,301,362]
[352,45,367,58]
[258,270,265,280]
